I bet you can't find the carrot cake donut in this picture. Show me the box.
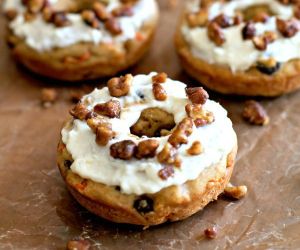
[57,72,237,226]
[175,0,300,96]
[3,0,159,81]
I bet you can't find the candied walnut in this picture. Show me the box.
[263,31,278,44]
[133,196,154,214]
[105,18,122,35]
[187,141,203,155]
[52,12,71,27]
[95,123,115,146]
[185,104,215,127]
[253,12,269,23]
[5,9,18,20]
[70,103,90,120]
[93,2,110,21]
[27,0,45,14]
[135,139,159,159]
[233,13,243,25]
[110,140,137,160]
[93,100,121,118]
[207,22,225,46]
[256,57,281,75]
[86,116,107,132]
[224,183,248,200]
[186,10,208,28]
[152,72,168,84]
[67,237,91,250]
[168,118,193,148]
[212,14,231,28]
[108,74,132,97]
[153,83,167,101]
[81,10,100,29]
[41,88,57,105]
[186,87,209,105]
[204,226,218,239]
[252,36,267,50]
[112,5,133,17]
[42,6,53,22]
[276,18,300,38]
[158,165,174,180]
[242,100,270,126]
[242,22,256,40]
[157,143,181,167]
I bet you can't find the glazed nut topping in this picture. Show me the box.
[108,74,133,97]
[207,21,225,46]
[187,141,203,155]
[212,14,231,28]
[168,118,193,148]
[158,165,175,180]
[135,139,159,159]
[110,140,137,160]
[152,72,168,85]
[242,22,256,40]
[186,87,209,105]
[152,83,167,101]
[224,183,248,200]
[186,10,208,28]
[276,18,300,37]
[105,18,123,35]
[81,10,100,29]
[70,103,90,120]
[93,99,121,118]
[157,143,181,168]
[42,6,53,22]
[252,36,267,51]
[242,100,270,126]
[204,226,218,239]
[93,2,110,21]
[185,104,215,127]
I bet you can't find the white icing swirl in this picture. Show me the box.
[182,0,300,72]
[61,73,236,195]
[3,0,158,51]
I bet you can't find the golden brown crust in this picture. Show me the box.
[7,8,159,82]
[175,18,300,97]
[57,135,237,226]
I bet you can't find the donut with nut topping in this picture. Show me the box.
[3,0,159,81]
[176,0,300,96]
[57,73,237,226]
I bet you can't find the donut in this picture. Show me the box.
[3,0,159,81]
[175,0,300,96]
[57,72,237,226]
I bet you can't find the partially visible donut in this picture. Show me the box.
[57,72,237,226]
[3,0,159,81]
[175,0,300,96]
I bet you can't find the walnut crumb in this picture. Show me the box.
[81,10,100,29]
[242,100,270,126]
[168,118,193,148]
[70,103,90,120]
[93,2,110,21]
[158,165,174,180]
[41,88,57,108]
[212,14,231,28]
[93,99,121,118]
[110,140,137,160]
[242,22,256,40]
[52,12,71,27]
[224,183,248,200]
[204,226,218,239]
[108,74,133,97]
[207,21,225,46]
[105,18,122,35]
[186,87,209,105]
[152,83,167,101]
[157,143,181,168]
[152,72,168,85]
[187,141,203,155]
[135,139,159,159]
[276,18,300,38]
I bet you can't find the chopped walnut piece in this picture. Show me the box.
[93,2,110,21]
[207,22,225,46]
[95,122,115,146]
[263,31,278,43]
[5,9,18,20]
[242,22,256,40]
[110,140,137,160]
[70,103,90,120]
[67,237,91,250]
[186,10,208,28]
[204,226,218,239]
[168,118,193,148]
[253,12,269,23]
[93,100,121,118]
[86,116,106,132]
[187,141,203,155]
[42,6,53,22]
[81,10,100,29]
[252,36,267,50]
[186,87,209,105]
[158,165,174,180]
[52,12,71,27]
[108,74,132,97]
[41,88,57,106]
[276,18,300,38]
[185,104,214,127]
[224,183,248,200]
[135,139,159,159]
[105,18,122,35]
[212,14,231,28]
[233,13,243,25]
[112,5,134,17]
[152,83,167,101]
[242,100,270,126]
[152,72,168,84]
[157,143,181,167]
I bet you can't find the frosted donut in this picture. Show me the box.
[57,72,237,226]
[175,0,300,96]
[3,0,159,81]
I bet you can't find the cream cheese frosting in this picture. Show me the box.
[182,0,300,72]
[61,73,236,195]
[3,0,158,51]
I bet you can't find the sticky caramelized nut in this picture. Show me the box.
[93,100,121,118]
[276,18,300,38]
[135,139,159,159]
[95,123,115,146]
[93,2,110,21]
[67,237,91,250]
[187,141,203,155]
[168,118,193,148]
[81,10,100,29]
[5,9,18,20]
[105,18,122,35]
[204,226,218,239]
[253,12,269,23]
[186,87,209,105]
[242,22,256,40]
[186,10,208,28]
[41,88,57,104]
[152,72,168,84]
[252,36,267,50]
[256,57,280,75]
[70,103,90,120]
[42,6,53,22]
[112,5,134,17]
[158,165,174,180]
[52,12,71,27]
[108,74,133,97]
[242,100,270,126]
[110,140,137,160]
[224,183,248,200]
[133,196,154,214]
[212,14,231,28]
[153,83,167,101]
[185,104,214,127]
[263,31,278,43]
[157,143,181,167]
[207,22,225,46]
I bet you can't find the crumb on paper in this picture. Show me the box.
[224,183,248,200]
[41,88,58,108]
[242,100,269,126]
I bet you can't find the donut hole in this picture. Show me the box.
[238,5,274,21]
[130,108,176,138]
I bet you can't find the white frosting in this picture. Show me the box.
[3,0,157,51]
[182,0,300,72]
[61,73,236,195]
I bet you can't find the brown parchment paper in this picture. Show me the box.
[0,1,300,249]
